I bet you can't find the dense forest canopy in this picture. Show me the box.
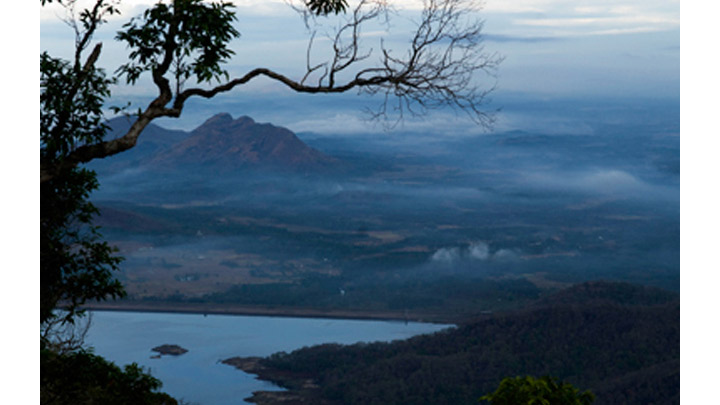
[225,282,678,404]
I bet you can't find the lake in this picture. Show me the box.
[84,310,451,405]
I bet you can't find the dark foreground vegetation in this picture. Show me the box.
[479,376,595,405]
[41,344,176,405]
[224,281,679,405]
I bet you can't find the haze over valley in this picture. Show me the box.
[38,0,684,403]
[88,103,679,318]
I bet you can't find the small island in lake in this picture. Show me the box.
[152,344,188,356]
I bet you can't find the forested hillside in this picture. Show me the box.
[225,281,679,405]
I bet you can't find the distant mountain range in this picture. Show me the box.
[90,113,339,174]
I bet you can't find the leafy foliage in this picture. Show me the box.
[41,344,177,405]
[479,376,595,405]
[40,167,125,324]
[40,51,112,164]
[41,44,125,324]
[306,0,349,15]
[42,0,501,181]
[40,0,498,400]
[116,0,240,85]
[39,0,358,339]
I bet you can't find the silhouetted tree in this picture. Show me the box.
[41,343,178,405]
[41,0,502,183]
[41,0,125,323]
[39,0,376,328]
[41,0,501,402]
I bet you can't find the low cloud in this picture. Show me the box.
[493,248,520,261]
[468,242,490,260]
[523,169,673,199]
[290,113,378,135]
[495,111,595,135]
[431,247,462,263]
[430,242,519,265]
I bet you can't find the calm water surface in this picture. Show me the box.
[85,311,451,405]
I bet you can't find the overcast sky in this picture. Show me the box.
[39,0,679,134]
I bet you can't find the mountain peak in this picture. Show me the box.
[196,113,258,134]
[150,113,338,172]
[200,112,234,126]
[207,112,234,123]
[236,115,255,125]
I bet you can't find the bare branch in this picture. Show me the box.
[42,0,501,182]
[60,0,119,68]
[41,312,93,355]
[301,31,328,85]
[287,0,501,125]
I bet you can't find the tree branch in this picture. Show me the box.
[41,0,501,183]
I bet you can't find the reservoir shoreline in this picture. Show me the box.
[81,300,458,324]
[83,308,453,404]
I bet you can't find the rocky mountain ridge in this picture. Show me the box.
[92,113,339,174]
[150,113,339,172]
